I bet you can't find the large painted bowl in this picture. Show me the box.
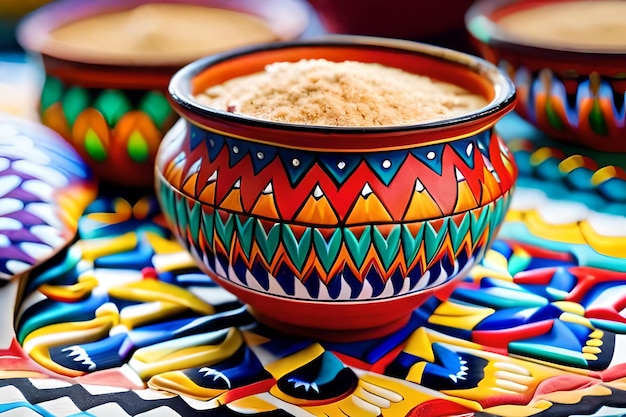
[17,0,310,187]
[156,36,518,341]
[466,0,626,152]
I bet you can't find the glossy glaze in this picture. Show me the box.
[17,0,310,186]
[467,0,626,152]
[157,36,517,341]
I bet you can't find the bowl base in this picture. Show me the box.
[207,271,462,343]
[249,307,413,343]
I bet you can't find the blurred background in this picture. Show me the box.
[0,0,478,52]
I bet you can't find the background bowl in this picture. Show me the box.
[466,0,626,152]
[17,0,311,187]
[156,35,518,341]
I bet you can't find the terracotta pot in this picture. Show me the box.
[466,0,626,152]
[17,0,310,187]
[156,35,517,341]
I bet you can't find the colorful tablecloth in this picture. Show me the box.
[2,53,626,417]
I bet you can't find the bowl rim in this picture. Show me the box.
[16,0,312,66]
[466,0,626,56]
[168,34,517,139]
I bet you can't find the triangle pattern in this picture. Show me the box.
[410,143,445,175]
[363,151,408,186]
[318,154,362,185]
[449,137,476,169]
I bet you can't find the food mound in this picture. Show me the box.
[196,59,488,127]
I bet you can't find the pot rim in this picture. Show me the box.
[466,0,626,57]
[16,0,311,67]
[168,35,517,144]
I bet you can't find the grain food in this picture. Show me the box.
[196,59,488,127]
[496,1,626,50]
[48,4,278,64]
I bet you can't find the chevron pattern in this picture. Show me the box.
[39,75,177,185]
[157,123,515,301]
[158,124,516,225]
[505,63,626,152]
[0,378,221,416]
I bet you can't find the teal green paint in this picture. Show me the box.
[235,215,255,259]
[470,204,490,241]
[200,206,215,249]
[343,226,372,269]
[215,212,235,252]
[401,223,424,267]
[40,76,63,112]
[94,89,131,126]
[424,218,449,264]
[372,225,401,271]
[254,220,281,264]
[140,91,172,130]
[312,228,343,273]
[62,86,89,128]
[187,200,202,243]
[281,225,312,272]
[449,213,471,253]
[174,195,189,235]
[507,251,532,276]
[508,342,587,368]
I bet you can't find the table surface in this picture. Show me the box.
[2,44,626,417]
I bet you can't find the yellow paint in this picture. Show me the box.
[523,211,585,244]
[580,220,626,258]
[552,301,585,316]
[403,189,444,222]
[119,301,188,329]
[129,328,242,380]
[586,339,603,347]
[428,301,495,330]
[295,195,339,225]
[559,312,592,328]
[78,231,138,261]
[346,193,393,224]
[251,193,280,220]
[144,231,187,254]
[148,370,228,401]
[454,178,479,213]
[264,343,325,378]
[108,278,215,315]
[39,276,99,301]
[591,165,626,185]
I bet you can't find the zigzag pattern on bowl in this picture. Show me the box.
[504,64,626,151]
[39,75,177,185]
[158,123,517,225]
[158,180,511,300]
[156,123,515,301]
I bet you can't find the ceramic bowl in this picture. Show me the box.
[466,0,626,152]
[16,0,310,187]
[156,36,517,341]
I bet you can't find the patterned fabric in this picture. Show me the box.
[0,115,95,281]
